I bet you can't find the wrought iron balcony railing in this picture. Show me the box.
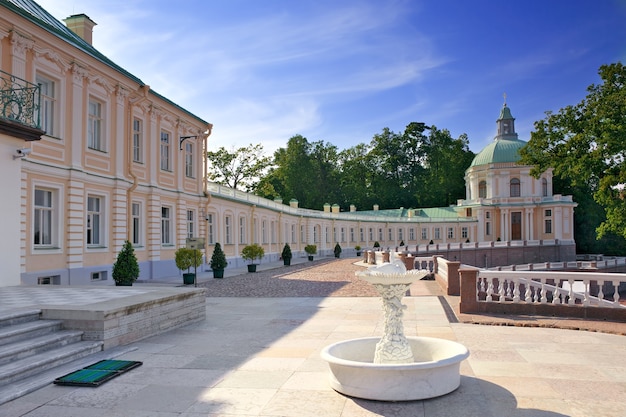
[0,70,41,131]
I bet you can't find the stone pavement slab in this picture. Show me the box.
[3,296,625,416]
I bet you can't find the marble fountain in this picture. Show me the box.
[320,260,469,401]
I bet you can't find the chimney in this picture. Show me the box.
[331,204,340,214]
[373,204,379,211]
[350,204,356,212]
[289,199,298,208]
[64,14,97,45]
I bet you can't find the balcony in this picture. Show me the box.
[0,70,44,141]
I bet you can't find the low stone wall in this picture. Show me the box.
[40,287,206,349]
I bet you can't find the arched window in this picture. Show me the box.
[510,178,521,197]
[542,178,548,197]
[478,181,487,198]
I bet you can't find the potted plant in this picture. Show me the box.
[175,247,201,285]
[241,243,264,272]
[334,243,342,258]
[112,240,140,286]
[373,241,380,251]
[209,242,227,278]
[355,245,362,256]
[281,243,292,266]
[304,244,317,261]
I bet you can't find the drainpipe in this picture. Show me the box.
[202,124,212,257]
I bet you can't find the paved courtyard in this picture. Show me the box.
[2,258,626,416]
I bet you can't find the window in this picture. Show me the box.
[434,228,441,240]
[87,196,103,246]
[486,211,491,219]
[333,227,337,242]
[447,227,454,239]
[350,228,355,242]
[341,227,345,242]
[421,228,428,240]
[301,225,305,243]
[486,222,491,236]
[542,178,548,197]
[388,228,393,241]
[225,215,232,244]
[545,209,552,234]
[239,216,246,244]
[409,228,415,241]
[206,213,214,244]
[262,220,267,244]
[187,210,195,239]
[271,221,276,244]
[161,207,171,245]
[88,98,104,150]
[185,142,194,177]
[478,181,487,198]
[37,75,57,136]
[462,227,468,239]
[132,118,143,163]
[291,224,296,243]
[160,131,171,171]
[34,189,53,246]
[369,228,373,241]
[510,178,521,197]
[132,202,141,245]
[378,228,383,241]
[360,228,364,241]
[398,229,404,242]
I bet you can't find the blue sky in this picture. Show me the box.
[37,0,626,155]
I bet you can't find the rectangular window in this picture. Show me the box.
[462,227,468,239]
[326,227,331,243]
[132,202,141,245]
[378,228,383,241]
[545,209,552,217]
[187,210,195,239]
[409,228,415,241]
[132,118,143,163]
[545,219,552,234]
[239,217,246,244]
[37,75,56,136]
[421,228,427,240]
[486,222,491,236]
[87,196,102,246]
[486,211,491,219]
[369,228,373,241]
[207,213,214,244]
[360,228,364,242]
[434,227,441,240]
[398,229,404,241]
[262,220,267,244]
[225,215,232,244]
[34,189,53,246]
[271,221,276,244]
[341,227,346,243]
[88,99,104,151]
[447,227,454,239]
[161,207,171,245]
[160,131,171,171]
[185,142,194,177]
[301,225,305,243]
[291,224,296,243]
[350,228,355,242]
[388,228,393,241]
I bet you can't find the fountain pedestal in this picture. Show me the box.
[321,260,469,401]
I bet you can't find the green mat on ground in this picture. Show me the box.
[54,360,142,387]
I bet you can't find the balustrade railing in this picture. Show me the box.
[476,270,626,309]
[0,70,41,130]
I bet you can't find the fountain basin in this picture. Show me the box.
[321,336,469,401]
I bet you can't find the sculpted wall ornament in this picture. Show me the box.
[10,30,34,59]
[34,49,70,73]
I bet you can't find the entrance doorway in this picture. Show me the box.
[511,211,522,240]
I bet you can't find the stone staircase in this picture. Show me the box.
[0,309,104,404]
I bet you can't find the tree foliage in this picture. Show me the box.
[206,144,272,192]
[519,62,626,240]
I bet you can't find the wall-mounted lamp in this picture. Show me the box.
[13,148,32,159]
[179,135,198,150]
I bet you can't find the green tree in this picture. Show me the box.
[206,144,272,192]
[519,62,626,240]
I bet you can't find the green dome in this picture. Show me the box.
[469,138,527,167]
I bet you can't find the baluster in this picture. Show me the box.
[524,279,532,303]
[567,279,575,305]
[506,280,513,299]
[540,278,547,304]
[583,280,590,307]
[486,278,494,302]
[476,277,482,301]
[552,280,561,304]
[498,278,505,303]
[597,280,604,305]
[479,277,486,293]
[512,278,520,303]
[532,283,539,303]
[613,280,621,306]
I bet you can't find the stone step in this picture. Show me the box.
[0,319,63,347]
[0,330,85,366]
[0,309,41,329]
[0,340,103,385]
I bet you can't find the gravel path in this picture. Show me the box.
[198,258,380,297]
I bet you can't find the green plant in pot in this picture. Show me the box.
[210,242,227,278]
[175,247,202,285]
[112,240,139,286]
[334,243,342,258]
[373,241,380,251]
[281,243,292,266]
[304,244,317,261]
[355,245,362,256]
[241,243,264,272]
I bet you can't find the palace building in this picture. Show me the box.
[0,0,576,287]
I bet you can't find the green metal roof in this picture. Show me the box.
[469,137,527,167]
[1,0,208,125]
[346,206,463,220]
